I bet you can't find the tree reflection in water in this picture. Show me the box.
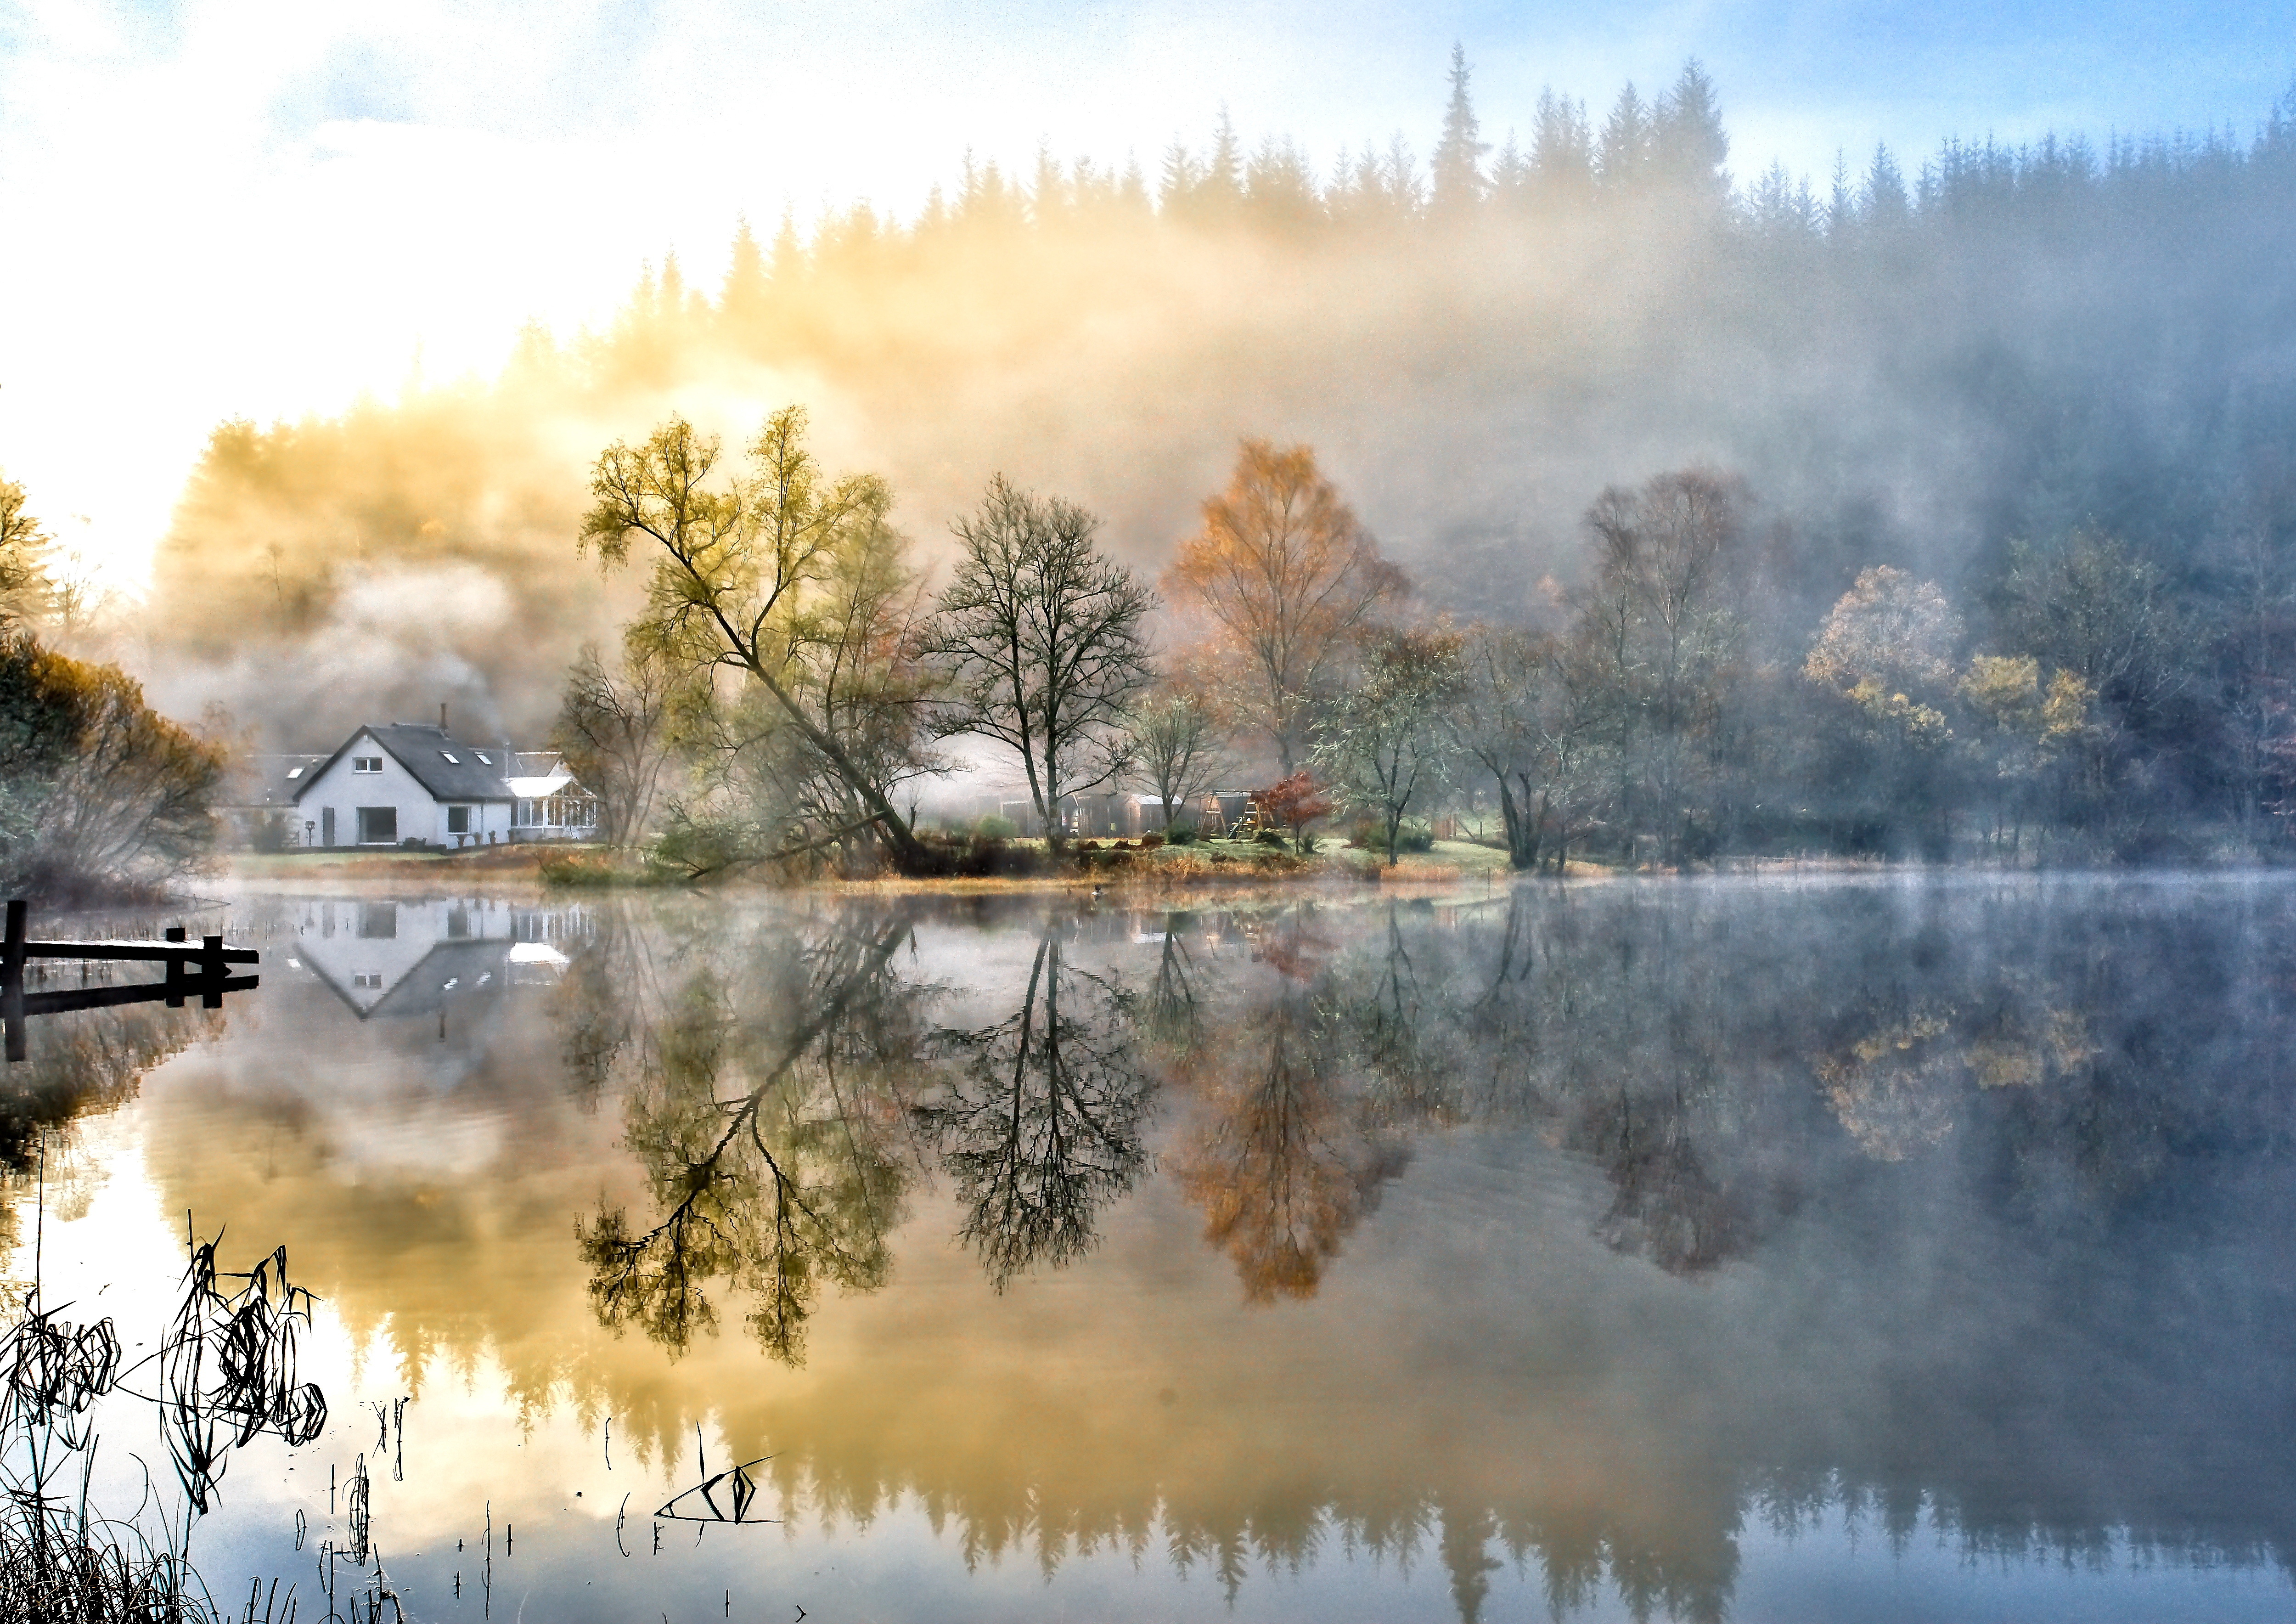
[69,882,2296,1621]
[916,933,1153,1290]
[1170,908,1412,1302]
[576,919,920,1361]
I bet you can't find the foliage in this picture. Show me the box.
[0,474,53,626]
[1164,441,1407,773]
[1311,626,1467,868]
[1574,470,1751,863]
[1350,816,1435,853]
[553,638,703,846]
[1804,566,1963,699]
[580,406,935,870]
[1456,623,1607,871]
[1249,770,1332,851]
[925,476,1156,851]
[0,637,225,900]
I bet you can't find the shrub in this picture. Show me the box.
[0,633,225,900]
[1140,832,1165,849]
[974,813,1019,840]
[1350,816,1434,853]
[1166,823,1199,846]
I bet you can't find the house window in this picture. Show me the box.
[352,973,383,989]
[474,752,491,765]
[356,807,397,845]
[440,750,459,763]
[286,767,303,780]
[353,756,382,773]
[447,806,471,835]
[358,903,397,939]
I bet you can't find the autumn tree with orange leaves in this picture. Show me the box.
[1164,441,1408,773]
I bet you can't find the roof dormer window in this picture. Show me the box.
[286,767,303,779]
[440,751,459,763]
[474,752,491,765]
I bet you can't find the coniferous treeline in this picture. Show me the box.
[142,57,2296,857]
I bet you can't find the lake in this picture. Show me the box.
[5,873,2294,1623]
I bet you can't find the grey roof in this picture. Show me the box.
[294,724,515,804]
[302,937,513,1021]
[224,754,327,809]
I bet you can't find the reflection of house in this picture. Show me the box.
[288,723,597,849]
[288,896,585,1019]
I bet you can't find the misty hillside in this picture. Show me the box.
[143,63,2296,750]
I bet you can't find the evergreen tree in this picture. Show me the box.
[1031,141,1069,226]
[1598,83,1652,192]
[1430,42,1489,214]
[769,205,805,281]
[1531,89,1594,197]
[1863,142,1910,223]
[1159,139,1203,213]
[1489,130,1531,209]
[1652,60,1729,201]
[1203,105,1244,214]
[719,217,770,328]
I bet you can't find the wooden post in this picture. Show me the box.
[164,925,186,1009]
[201,934,225,1010]
[3,898,25,1063]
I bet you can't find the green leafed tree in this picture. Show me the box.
[579,406,935,871]
[1311,626,1467,867]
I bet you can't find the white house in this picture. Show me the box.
[291,723,596,849]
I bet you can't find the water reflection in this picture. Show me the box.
[291,896,575,1019]
[918,933,1153,1290]
[575,918,917,1361]
[25,878,2296,1619]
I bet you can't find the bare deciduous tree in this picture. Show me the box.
[1459,623,1607,871]
[1122,685,1233,833]
[926,476,1156,853]
[554,640,698,846]
[1580,469,1750,863]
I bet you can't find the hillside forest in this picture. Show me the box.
[11,54,2296,883]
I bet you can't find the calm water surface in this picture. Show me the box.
[6,874,2295,1623]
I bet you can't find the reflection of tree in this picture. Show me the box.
[0,1001,201,1174]
[576,920,919,1363]
[1175,997,1407,1302]
[917,934,1154,1289]
[1137,919,1204,1059]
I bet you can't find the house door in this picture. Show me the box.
[322,807,334,848]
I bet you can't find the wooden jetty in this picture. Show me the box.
[0,898,260,1061]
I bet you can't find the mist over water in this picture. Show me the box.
[8,874,2296,1621]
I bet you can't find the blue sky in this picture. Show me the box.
[0,0,2289,585]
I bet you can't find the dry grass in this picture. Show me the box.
[0,1522,214,1624]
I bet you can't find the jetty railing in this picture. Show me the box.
[0,898,260,1061]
